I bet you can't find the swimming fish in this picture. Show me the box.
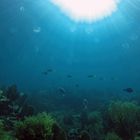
[75,84,79,87]
[42,68,53,75]
[57,87,66,94]
[88,75,94,78]
[47,69,53,72]
[67,75,72,78]
[33,27,41,33]
[88,75,97,78]
[111,77,117,81]
[123,88,134,93]
[42,72,48,75]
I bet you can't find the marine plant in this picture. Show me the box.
[0,120,13,140]
[80,109,88,129]
[135,137,140,140]
[63,113,74,126]
[6,85,19,101]
[79,130,91,140]
[108,101,140,140]
[87,111,104,140]
[134,131,140,140]
[105,132,122,140]
[52,123,67,140]
[15,112,55,140]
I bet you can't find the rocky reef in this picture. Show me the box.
[0,85,140,140]
[0,85,34,130]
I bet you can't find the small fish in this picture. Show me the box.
[75,84,79,87]
[57,87,66,97]
[111,77,117,81]
[88,74,97,78]
[47,69,53,72]
[58,87,66,94]
[33,27,41,33]
[42,72,48,75]
[67,75,72,78]
[123,88,134,93]
[88,75,94,78]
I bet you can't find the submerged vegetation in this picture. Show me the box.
[0,85,140,140]
[0,120,13,140]
[105,132,122,140]
[108,101,140,140]
[15,113,55,140]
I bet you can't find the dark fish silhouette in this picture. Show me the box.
[88,75,96,78]
[75,84,79,87]
[67,75,72,78]
[111,77,117,81]
[57,87,66,96]
[123,88,134,93]
[47,69,53,72]
[88,75,93,78]
[42,72,48,75]
[58,87,66,94]
[42,68,53,75]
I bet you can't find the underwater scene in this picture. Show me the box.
[0,0,140,139]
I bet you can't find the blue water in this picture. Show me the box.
[0,0,140,95]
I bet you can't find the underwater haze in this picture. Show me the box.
[0,0,140,90]
[1,0,140,140]
[0,0,140,92]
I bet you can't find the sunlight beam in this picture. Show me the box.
[51,0,120,22]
